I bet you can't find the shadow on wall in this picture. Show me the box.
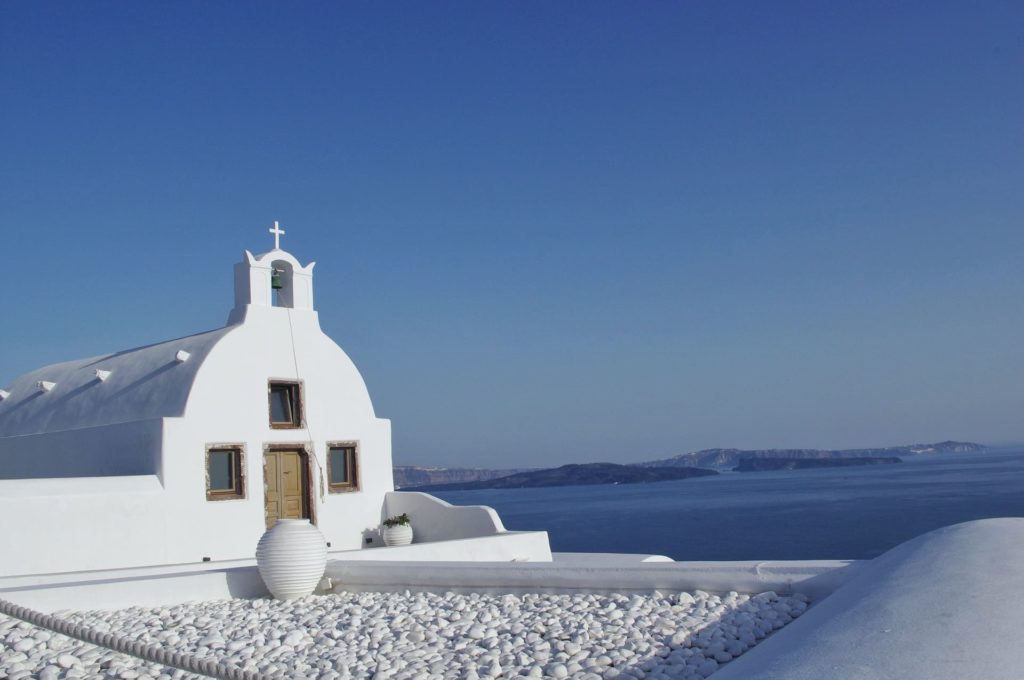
[0,420,161,479]
[109,362,178,400]
[224,566,271,599]
[360,527,384,549]
[1,390,43,416]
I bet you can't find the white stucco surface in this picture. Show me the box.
[0,327,233,440]
[712,518,1024,680]
[384,491,507,541]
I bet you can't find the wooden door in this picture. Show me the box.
[264,449,309,529]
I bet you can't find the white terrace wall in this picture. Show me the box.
[0,476,170,577]
[383,492,507,542]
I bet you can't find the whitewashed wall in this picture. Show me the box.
[0,476,171,577]
[384,491,507,542]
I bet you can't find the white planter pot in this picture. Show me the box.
[382,524,413,546]
[256,519,327,600]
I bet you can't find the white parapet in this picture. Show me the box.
[331,531,552,565]
[383,491,509,542]
[325,553,858,600]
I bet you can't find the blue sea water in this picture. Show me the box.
[431,449,1024,561]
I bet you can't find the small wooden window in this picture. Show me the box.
[328,444,359,492]
[206,446,244,500]
[269,381,302,428]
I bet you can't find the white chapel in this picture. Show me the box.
[0,225,550,578]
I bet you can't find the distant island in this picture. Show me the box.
[393,466,530,489]
[733,456,902,472]
[638,441,986,472]
[400,463,717,491]
[394,441,986,489]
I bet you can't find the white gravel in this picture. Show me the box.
[0,614,191,680]
[1,589,808,679]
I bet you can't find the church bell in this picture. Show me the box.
[271,269,284,290]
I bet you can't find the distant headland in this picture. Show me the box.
[733,456,902,472]
[637,440,986,471]
[394,441,986,490]
[399,463,717,491]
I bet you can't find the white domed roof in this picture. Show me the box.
[0,326,235,437]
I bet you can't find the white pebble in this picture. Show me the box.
[13,638,36,652]
[548,663,569,678]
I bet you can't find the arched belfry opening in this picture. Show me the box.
[230,222,316,320]
[270,259,296,308]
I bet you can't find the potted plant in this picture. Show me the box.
[382,512,413,546]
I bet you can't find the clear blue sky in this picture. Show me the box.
[2,2,1022,467]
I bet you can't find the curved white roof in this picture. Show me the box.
[713,518,1024,680]
[0,326,236,437]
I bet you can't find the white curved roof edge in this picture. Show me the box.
[246,248,316,274]
[0,325,236,437]
[712,517,1024,680]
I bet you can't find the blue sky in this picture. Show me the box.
[2,2,1022,467]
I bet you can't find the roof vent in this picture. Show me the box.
[95,369,112,382]
[175,350,191,363]
[37,381,56,393]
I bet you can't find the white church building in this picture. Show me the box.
[0,226,549,578]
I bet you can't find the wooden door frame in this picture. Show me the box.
[263,443,317,527]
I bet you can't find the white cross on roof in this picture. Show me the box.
[269,221,285,250]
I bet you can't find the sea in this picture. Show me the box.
[431,448,1024,561]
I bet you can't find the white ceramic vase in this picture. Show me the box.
[382,523,413,546]
[256,519,328,600]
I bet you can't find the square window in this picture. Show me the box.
[206,446,244,500]
[328,444,359,492]
[269,381,302,428]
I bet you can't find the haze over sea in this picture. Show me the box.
[433,448,1024,561]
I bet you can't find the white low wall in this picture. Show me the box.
[329,531,552,566]
[0,561,269,614]
[325,554,858,599]
[1,568,269,614]
[383,491,506,542]
[0,532,553,613]
[0,475,172,578]
[1,545,852,613]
